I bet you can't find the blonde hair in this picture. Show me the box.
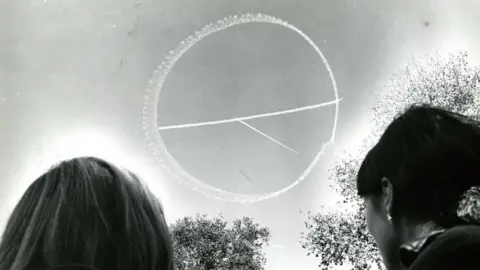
[0,157,173,270]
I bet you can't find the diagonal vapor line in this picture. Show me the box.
[158,98,342,130]
[239,169,253,182]
[238,120,299,155]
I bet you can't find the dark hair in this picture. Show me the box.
[0,157,174,270]
[357,104,480,228]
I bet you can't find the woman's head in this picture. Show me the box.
[0,157,173,270]
[357,104,480,269]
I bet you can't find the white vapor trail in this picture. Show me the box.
[157,98,342,130]
[238,120,299,154]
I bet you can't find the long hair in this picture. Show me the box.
[357,104,480,228]
[0,157,173,270]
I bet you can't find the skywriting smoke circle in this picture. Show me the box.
[142,13,340,203]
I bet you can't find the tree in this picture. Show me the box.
[171,213,271,270]
[300,50,480,269]
[371,50,480,138]
[299,153,382,270]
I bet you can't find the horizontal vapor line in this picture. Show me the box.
[158,98,342,130]
[238,120,299,155]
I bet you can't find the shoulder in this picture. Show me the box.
[409,225,480,270]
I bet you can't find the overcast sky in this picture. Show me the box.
[2,0,480,269]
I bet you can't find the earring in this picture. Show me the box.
[387,214,392,222]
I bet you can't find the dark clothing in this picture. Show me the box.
[399,228,445,268]
[400,225,480,270]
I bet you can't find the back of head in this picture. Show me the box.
[357,104,480,227]
[0,157,173,270]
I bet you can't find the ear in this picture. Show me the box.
[381,177,394,217]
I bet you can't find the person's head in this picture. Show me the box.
[356,104,480,269]
[0,156,173,270]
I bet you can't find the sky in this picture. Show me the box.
[2,0,480,269]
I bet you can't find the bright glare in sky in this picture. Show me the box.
[36,128,129,170]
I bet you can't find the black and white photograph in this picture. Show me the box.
[2,1,480,269]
